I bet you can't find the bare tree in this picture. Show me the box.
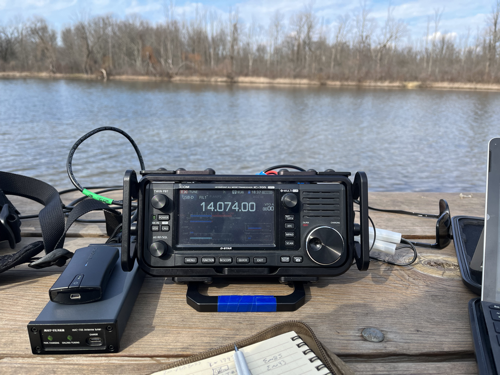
[330,14,350,78]
[428,7,444,76]
[27,17,57,72]
[1,2,500,83]
[353,1,376,78]
[376,6,407,78]
[270,10,285,76]
[486,0,500,79]
[228,9,239,76]
[74,15,110,74]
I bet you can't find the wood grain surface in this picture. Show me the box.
[8,191,485,238]
[0,192,483,374]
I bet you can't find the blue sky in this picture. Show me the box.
[0,0,495,41]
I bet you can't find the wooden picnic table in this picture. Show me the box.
[0,191,484,374]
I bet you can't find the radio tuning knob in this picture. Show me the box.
[281,193,298,208]
[306,226,345,265]
[151,194,169,210]
[150,241,167,257]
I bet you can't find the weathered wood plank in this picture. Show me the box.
[0,237,477,359]
[0,191,484,374]
[368,192,484,238]
[349,361,478,374]
[0,358,479,375]
[7,192,484,238]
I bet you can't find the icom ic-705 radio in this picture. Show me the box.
[121,168,369,280]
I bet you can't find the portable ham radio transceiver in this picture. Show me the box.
[121,168,370,281]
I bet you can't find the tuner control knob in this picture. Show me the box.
[151,194,169,210]
[281,193,298,208]
[306,226,345,265]
[150,241,167,257]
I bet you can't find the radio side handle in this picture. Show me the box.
[122,170,138,272]
[353,171,370,271]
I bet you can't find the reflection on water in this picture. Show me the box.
[0,79,499,192]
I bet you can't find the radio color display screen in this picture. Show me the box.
[177,189,275,246]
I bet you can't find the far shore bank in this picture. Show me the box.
[1,71,500,92]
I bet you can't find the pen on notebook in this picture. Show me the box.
[234,345,252,375]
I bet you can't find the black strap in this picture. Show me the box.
[28,198,121,270]
[54,198,121,249]
[0,189,22,248]
[0,171,65,253]
[0,171,122,274]
[0,241,44,273]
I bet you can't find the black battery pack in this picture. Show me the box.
[49,245,119,304]
[27,247,144,354]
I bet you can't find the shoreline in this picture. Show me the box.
[1,71,500,92]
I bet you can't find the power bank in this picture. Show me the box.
[49,245,119,304]
[28,251,144,354]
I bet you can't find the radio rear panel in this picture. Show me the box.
[122,170,369,278]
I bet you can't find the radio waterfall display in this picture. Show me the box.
[177,189,275,247]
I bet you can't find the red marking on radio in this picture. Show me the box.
[303,224,309,227]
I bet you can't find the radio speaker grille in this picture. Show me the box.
[302,191,340,218]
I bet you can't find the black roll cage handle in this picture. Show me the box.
[122,170,138,272]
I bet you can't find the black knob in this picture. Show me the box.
[281,193,298,208]
[149,241,167,257]
[306,226,345,265]
[151,194,168,210]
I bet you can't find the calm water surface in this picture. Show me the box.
[0,79,499,192]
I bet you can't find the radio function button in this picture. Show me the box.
[495,322,500,334]
[149,241,167,257]
[236,257,250,264]
[219,257,233,264]
[281,193,298,208]
[293,256,303,263]
[285,240,295,246]
[151,225,159,232]
[285,232,295,238]
[201,257,215,264]
[161,225,170,232]
[285,215,294,221]
[491,310,500,321]
[158,214,170,221]
[280,256,291,263]
[184,257,198,264]
[253,257,267,264]
[151,194,169,210]
[285,223,295,229]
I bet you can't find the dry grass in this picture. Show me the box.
[2,72,500,92]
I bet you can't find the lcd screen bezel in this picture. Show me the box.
[174,188,278,250]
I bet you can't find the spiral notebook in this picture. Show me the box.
[154,331,331,375]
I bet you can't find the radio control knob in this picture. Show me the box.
[150,241,167,257]
[151,194,169,210]
[306,226,345,265]
[282,193,298,208]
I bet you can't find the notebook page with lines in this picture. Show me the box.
[154,331,331,375]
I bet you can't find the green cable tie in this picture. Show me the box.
[82,189,114,205]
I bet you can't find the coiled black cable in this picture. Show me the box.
[66,127,145,206]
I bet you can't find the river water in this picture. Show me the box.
[0,78,499,192]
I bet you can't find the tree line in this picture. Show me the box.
[0,1,499,83]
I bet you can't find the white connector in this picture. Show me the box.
[368,227,401,244]
[355,227,402,256]
[355,236,397,255]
